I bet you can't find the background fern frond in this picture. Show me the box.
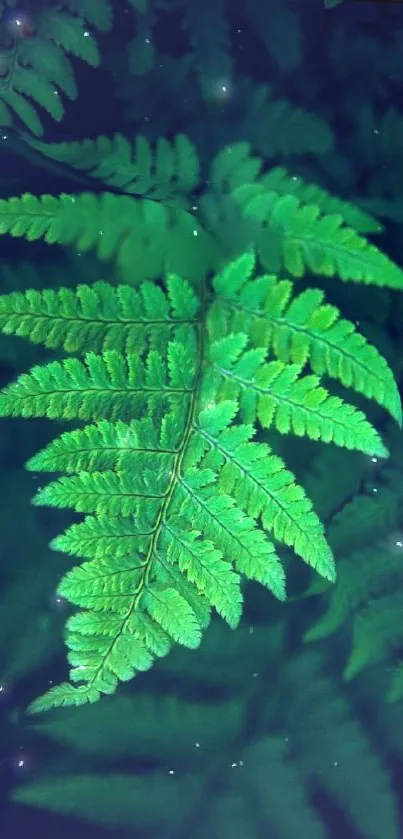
[0,2,112,134]
[34,9,100,67]
[22,132,201,201]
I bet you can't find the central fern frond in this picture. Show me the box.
[0,251,398,712]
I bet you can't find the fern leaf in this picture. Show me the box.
[344,592,403,681]
[261,167,382,234]
[0,3,109,135]
[208,142,262,195]
[143,585,203,646]
[0,276,199,355]
[23,133,200,201]
[11,65,64,122]
[35,10,100,67]
[210,251,401,423]
[327,480,402,558]
[0,88,43,135]
[180,0,232,100]
[247,0,302,73]
[0,345,196,421]
[33,468,170,515]
[0,192,212,284]
[239,738,327,839]
[195,402,335,581]
[304,543,403,642]
[16,39,77,100]
[0,252,398,710]
[207,335,389,456]
[12,771,193,830]
[233,189,403,287]
[241,82,334,158]
[28,682,102,712]
[282,653,399,839]
[26,417,178,474]
[62,0,113,31]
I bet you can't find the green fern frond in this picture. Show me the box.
[22,133,200,201]
[246,0,302,73]
[0,191,213,283]
[281,653,399,839]
[0,145,398,289]
[16,39,77,100]
[35,9,100,66]
[304,543,403,643]
[26,417,175,473]
[0,275,200,354]
[0,88,43,136]
[242,83,334,158]
[0,3,111,134]
[208,142,263,193]
[6,65,64,122]
[62,0,113,31]
[179,0,232,100]
[260,166,382,233]
[209,252,402,424]
[344,592,403,681]
[327,479,402,559]
[0,252,398,711]
[233,188,403,287]
[206,339,388,455]
[303,462,403,698]
[12,770,194,829]
[0,343,196,421]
